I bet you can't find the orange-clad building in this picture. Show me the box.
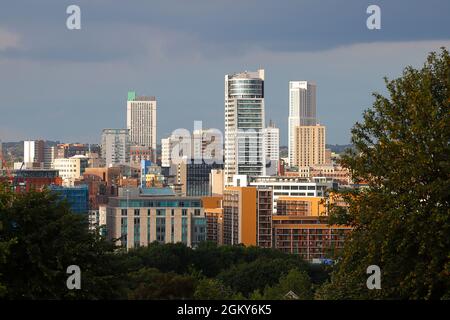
[202,196,224,245]
[222,187,273,247]
[202,192,351,262]
[223,187,257,246]
[273,196,352,261]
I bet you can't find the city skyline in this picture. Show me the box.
[1,1,449,145]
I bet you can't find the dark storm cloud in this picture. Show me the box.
[1,0,449,62]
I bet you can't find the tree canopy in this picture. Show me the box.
[318,48,450,300]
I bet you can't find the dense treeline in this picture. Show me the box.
[317,48,450,299]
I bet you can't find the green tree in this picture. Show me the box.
[127,267,195,299]
[193,278,236,300]
[0,187,126,299]
[317,49,450,299]
[252,268,313,300]
[128,242,193,274]
[217,258,304,297]
[0,221,15,297]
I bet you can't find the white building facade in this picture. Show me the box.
[126,91,157,151]
[224,69,266,185]
[263,122,280,176]
[249,176,335,213]
[53,155,88,186]
[288,81,317,166]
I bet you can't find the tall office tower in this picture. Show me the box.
[224,69,265,185]
[23,140,54,168]
[126,91,157,151]
[263,121,280,176]
[288,81,317,166]
[101,129,130,167]
[24,140,44,164]
[294,124,326,167]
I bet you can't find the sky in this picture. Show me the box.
[0,0,449,145]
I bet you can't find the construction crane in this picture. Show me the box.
[0,153,25,191]
[13,162,25,190]
[0,153,12,178]
[0,153,13,190]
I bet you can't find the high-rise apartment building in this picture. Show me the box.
[24,140,44,164]
[126,91,157,151]
[224,69,265,185]
[273,196,351,261]
[294,125,326,167]
[101,129,130,167]
[263,121,280,176]
[222,186,272,247]
[288,81,317,166]
[23,140,55,169]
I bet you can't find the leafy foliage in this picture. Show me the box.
[251,268,313,300]
[0,186,126,299]
[318,48,450,300]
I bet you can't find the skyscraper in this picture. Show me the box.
[263,121,280,176]
[101,129,130,167]
[288,81,317,166]
[294,124,326,167]
[24,140,44,164]
[126,91,157,151]
[224,69,265,185]
[23,140,55,169]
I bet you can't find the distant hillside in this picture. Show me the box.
[326,144,353,154]
[279,144,353,157]
[1,140,60,162]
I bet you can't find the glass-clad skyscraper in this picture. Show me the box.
[224,69,266,185]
